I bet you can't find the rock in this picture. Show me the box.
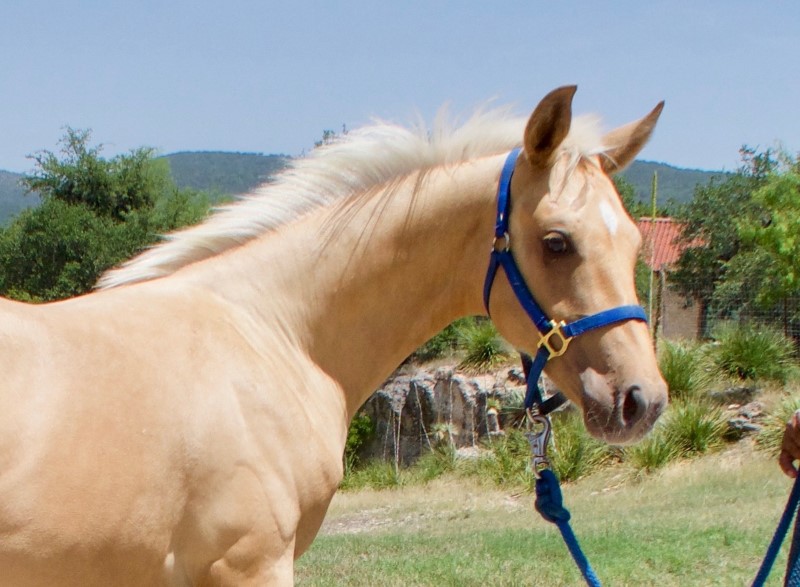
[724,401,765,438]
[710,385,760,405]
[358,365,549,466]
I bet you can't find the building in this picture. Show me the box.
[637,218,701,340]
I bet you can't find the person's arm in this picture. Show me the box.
[779,410,800,478]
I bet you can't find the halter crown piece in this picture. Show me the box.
[483,148,648,414]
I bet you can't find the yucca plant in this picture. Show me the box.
[456,318,511,373]
[411,317,471,363]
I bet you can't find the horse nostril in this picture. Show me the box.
[621,385,646,427]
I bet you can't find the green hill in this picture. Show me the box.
[0,154,721,225]
[163,151,290,196]
[0,171,39,223]
[621,160,729,208]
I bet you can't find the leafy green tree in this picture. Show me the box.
[23,128,171,221]
[735,156,800,333]
[0,128,210,302]
[0,199,135,300]
[671,147,777,334]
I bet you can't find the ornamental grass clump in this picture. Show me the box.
[625,398,727,474]
[625,426,680,474]
[664,399,728,457]
[658,339,716,402]
[710,323,797,383]
[455,318,511,373]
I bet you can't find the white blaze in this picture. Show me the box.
[599,200,619,236]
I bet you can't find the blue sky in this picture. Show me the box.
[1,1,797,172]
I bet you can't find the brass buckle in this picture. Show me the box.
[537,320,572,357]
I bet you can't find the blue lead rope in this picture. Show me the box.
[753,474,800,587]
[535,469,602,587]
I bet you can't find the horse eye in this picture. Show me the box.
[543,232,570,254]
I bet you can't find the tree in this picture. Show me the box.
[615,175,648,219]
[735,156,800,334]
[22,128,171,221]
[670,147,777,335]
[0,129,210,302]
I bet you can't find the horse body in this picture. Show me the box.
[0,87,667,585]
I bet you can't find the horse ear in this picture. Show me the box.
[600,101,665,174]
[524,85,577,168]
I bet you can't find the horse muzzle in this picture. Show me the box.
[580,371,668,445]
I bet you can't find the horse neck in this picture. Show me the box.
[189,155,503,417]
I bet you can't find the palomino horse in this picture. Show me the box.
[0,86,667,585]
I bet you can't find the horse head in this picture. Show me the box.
[488,86,668,444]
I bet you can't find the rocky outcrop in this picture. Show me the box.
[359,366,531,465]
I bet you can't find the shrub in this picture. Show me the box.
[344,411,375,474]
[658,339,716,402]
[456,318,511,373]
[624,398,727,474]
[709,323,797,383]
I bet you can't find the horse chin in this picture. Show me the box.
[582,409,656,446]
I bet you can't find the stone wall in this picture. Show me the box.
[359,366,530,465]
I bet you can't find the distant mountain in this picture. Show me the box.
[0,170,39,224]
[163,152,290,196]
[0,153,724,225]
[621,160,729,208]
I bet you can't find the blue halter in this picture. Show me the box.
[483,148,648,413]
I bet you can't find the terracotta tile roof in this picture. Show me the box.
[637,217,688,271]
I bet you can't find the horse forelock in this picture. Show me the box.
[97,109,605,289]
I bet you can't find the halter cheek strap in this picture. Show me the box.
[483,148,647,413]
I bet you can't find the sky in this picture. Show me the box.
[1,1,798,173]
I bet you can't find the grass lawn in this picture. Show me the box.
[296,441,795,586]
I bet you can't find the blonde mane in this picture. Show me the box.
[98,108,604,289]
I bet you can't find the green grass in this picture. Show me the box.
[297,446,793,586]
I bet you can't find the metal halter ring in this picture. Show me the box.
[492,231,510,253]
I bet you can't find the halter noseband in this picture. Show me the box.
[483,148,647,414]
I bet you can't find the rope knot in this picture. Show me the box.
[535,469,571,524]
